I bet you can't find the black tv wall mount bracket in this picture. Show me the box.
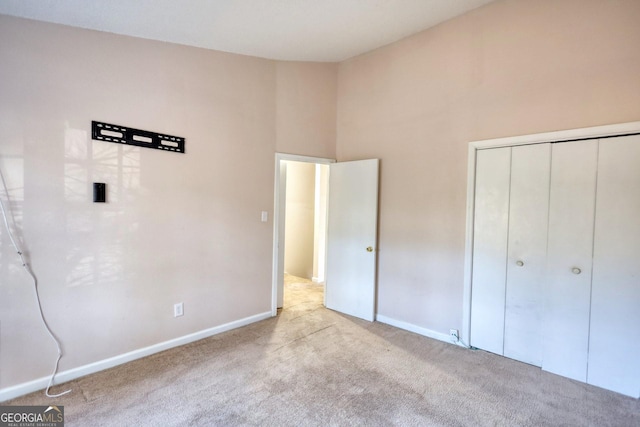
[91,121,185,153]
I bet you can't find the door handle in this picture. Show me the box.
[516,260,524,267]
[366,246,374,252]
[572,267,582,275]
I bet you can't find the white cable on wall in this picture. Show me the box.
[0,169,71,398]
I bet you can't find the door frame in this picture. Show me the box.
[271,153,335,316]
[463,121,640,344]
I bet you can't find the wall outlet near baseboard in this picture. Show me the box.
[449,329,459,342]
[174,302,184,317]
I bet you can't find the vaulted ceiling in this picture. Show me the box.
[0,0,495,62]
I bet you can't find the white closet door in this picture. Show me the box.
[470,147,511,355]
[542,140,598,381]
[588,135,640,398]
[503,144,550,366]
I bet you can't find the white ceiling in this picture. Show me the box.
[0,0,495,62]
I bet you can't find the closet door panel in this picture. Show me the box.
[503,144,550,366]
[470,148,511,355]
[589,135,640,398]
[542,140,598,381]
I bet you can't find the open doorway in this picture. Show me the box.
[271,154,333,316]
[282,160,329,313]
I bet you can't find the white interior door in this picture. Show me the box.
[542,139,598,381]
[503,143,550,366]
[469,147,511,354]
[588,135,640,398]
[325,159,379,321]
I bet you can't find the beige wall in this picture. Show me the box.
[276,62,337,158]
[284,161,316,278]
[0,15,336,392]
[337,0,640,334]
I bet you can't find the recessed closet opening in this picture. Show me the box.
[463,121,640,398]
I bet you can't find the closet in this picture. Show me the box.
[469,133,640,398]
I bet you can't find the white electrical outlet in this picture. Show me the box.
[174,302,184,317]
[450,329,459,342]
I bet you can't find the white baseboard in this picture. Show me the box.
[376,314,453,344]
[311,277,324,284]
[0,311,272,402]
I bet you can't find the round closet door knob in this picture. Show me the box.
[572,267,582,275]
[516,260,524,267]
[366,246,374,252]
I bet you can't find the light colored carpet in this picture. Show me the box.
[6,274,640,426]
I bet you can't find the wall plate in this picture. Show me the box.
[93,182,106,203]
